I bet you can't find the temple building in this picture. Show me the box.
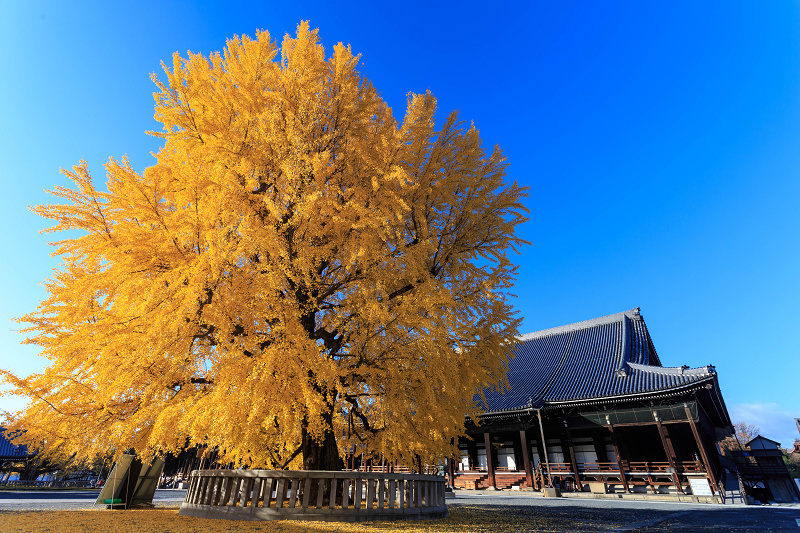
[729,436,800,503]
[451,308,734,502]
[0,427,34,484]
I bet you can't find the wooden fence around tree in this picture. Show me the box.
[179,469,448,522]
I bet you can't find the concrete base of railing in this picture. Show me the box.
[179,469,448,522]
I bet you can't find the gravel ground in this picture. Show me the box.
[448,490,800,531]
[0,488,798,531]
[0,488,186,510]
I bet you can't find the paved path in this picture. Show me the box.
[448,490,800,531]
[0,489,186,510]
[1,488,799,530]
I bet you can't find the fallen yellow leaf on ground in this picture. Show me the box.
[0,506,609,532]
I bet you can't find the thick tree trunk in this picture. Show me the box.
[301,410,344,472]
[300,409,344,506]
[297,301,343,472]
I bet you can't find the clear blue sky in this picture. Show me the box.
[1,1,798,447]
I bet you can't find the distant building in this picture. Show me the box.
[0,427,29,460]
[452,308,734,503]
[0,427,35,484]
[730,436,800,503]
[794,418,800,454]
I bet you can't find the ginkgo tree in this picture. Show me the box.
[1,22,528,471]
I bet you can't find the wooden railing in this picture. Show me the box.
[543,460,705,475]
[179,469,447,522]
[456,468,519,473]
[576,462,618,473]
[543,462,571,474]
[458,460,705,477]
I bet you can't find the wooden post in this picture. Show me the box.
[563,421,581,491]
[520,429,534,489]
[467,438,476,471]
[684,404,720,495]
[484,432,496,489]
[592,432,609,462]
[511,432,524,474]
[592,432,609,493]
[448,438,456,486]
[532,435,546,490]
[483,431,497,489]
[448,457,455,488]
[606,424,630,493]
[646,468,657,494]
[536,409,551,488]
[655,418,683,493]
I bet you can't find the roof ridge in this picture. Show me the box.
[615,314,632,377]
[747,435,781,446]
[626,361,716,376]
[518,308,641,341]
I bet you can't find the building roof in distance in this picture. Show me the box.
[0,427,30,459]
[476,308,718,414]
[746,435,782,449]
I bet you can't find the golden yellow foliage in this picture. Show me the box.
[1,22,528,470]
[0,507,598,533]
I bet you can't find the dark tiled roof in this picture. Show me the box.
[476,308,716,413]
[0,427,28,458]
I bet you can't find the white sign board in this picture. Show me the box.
[688,477,713,496]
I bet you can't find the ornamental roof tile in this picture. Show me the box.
[476,308,716,414]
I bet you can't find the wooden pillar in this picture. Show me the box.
[646,469,657,494]
[511,432,524,473]
[684,404,720,495]
[592,432,609,462]
[520,429,534,489]
[467,438,476,471]
[484,432,496,489]
[448,457,455,487]
[187,450,195,477]
[591,431,609,493]
[606,424,630,493]
[655,418,684,493]
[448,438,456,486]
[563,421,581,491]
[532,435,546,490]
[536,409,551,488]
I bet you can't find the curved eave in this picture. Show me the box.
[477,376,715,421]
